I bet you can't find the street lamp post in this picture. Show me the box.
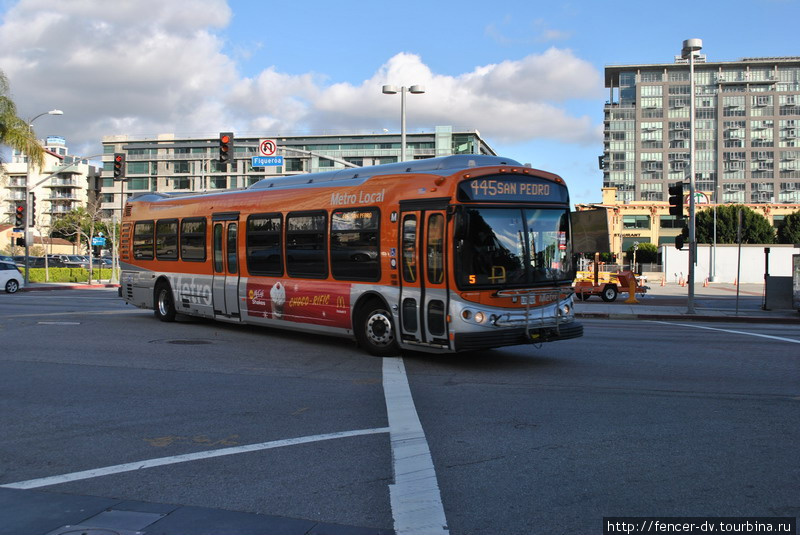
[681,38,702,314]
[24,109,63,283]
[382,84,425,162]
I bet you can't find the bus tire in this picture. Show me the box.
[154,282,177,322]
[355,299,399,357]
[600,284,618,302]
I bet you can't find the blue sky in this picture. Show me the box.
[2,0,799,206]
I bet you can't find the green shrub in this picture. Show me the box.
[27,268,117,283]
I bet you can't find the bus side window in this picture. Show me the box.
[156,219,178,260]
[286,211,327,278]
[227,223,238,274]
[180,218,207,262]
[246,214,282,276]
[133,221,154,260]
[426,214,444,284]
[402,215,416,283]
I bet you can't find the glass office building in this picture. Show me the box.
[604,55,800,204]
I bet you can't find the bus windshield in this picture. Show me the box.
[455,207,574,288]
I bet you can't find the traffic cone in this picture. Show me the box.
[661,276,665,287]
[703,278,708,287]
[733,277,737,286]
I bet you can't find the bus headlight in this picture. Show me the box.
[560,304,571,316]
[474,311,486,323]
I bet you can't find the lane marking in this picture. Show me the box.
[1,427,388,490]
[651,321,800,344]
[383,357,449,535]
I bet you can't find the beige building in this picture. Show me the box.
[576,187,800,255]
[2,136,101,233]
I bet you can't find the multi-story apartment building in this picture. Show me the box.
[604,54,800,205]
[99,126,495,219]
[2,136,100,231]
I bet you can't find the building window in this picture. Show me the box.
[173,161,190,174]
[285,158,304,172]
[127,177,149,190]
[171,177,191,190]
[660,215,683,229]
[623,215,650,229]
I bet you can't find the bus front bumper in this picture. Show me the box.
[453,321,584,352]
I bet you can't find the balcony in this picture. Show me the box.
[45,179,79,187]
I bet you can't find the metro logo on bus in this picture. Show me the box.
[330,189,385,206]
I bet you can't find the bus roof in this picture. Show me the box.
[248,154,522,191]
[127,154,525,204]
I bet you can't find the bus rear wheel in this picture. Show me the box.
[355,300,399,357]
[154,282,177,322]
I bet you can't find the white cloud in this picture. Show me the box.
[0,0,602,157]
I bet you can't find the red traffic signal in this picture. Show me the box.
[219,132,234,163]
[113,153,126,179]
[14,205,25,227]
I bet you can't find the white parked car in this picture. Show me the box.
[0,261,24,293]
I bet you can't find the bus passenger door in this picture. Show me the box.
[398,208,450,349]
[212,215,241,320]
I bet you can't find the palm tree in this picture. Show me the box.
[0,70,45,168]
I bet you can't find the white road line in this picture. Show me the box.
[383,357,449,535]
[0,427,388,490]
[651,321,800,344]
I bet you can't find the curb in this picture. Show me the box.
[21,283,120,292]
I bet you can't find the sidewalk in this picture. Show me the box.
[574,281,799,324]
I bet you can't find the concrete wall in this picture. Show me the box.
[661,244,800,284]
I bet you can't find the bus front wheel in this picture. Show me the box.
[154,282,177,322]
[355,300,399,357]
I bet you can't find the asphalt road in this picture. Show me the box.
[0,289,798,535]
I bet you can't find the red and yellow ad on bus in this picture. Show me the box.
[245,279,352,329]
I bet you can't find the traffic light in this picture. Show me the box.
[668,182,685,219]
[219,132,234,163]
[113,153,125,179]
[14,205,25,227]
[675,235,684,250]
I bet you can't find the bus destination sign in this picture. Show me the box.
[457,175,568,203]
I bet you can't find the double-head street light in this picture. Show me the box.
[23,109,63,283]
[382,84,425,162]
[681,38,702,314]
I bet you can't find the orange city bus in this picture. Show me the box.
[119,154,583,355]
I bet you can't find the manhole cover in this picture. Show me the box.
[166,339,212,345]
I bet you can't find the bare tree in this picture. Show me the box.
[50,202,107,284]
